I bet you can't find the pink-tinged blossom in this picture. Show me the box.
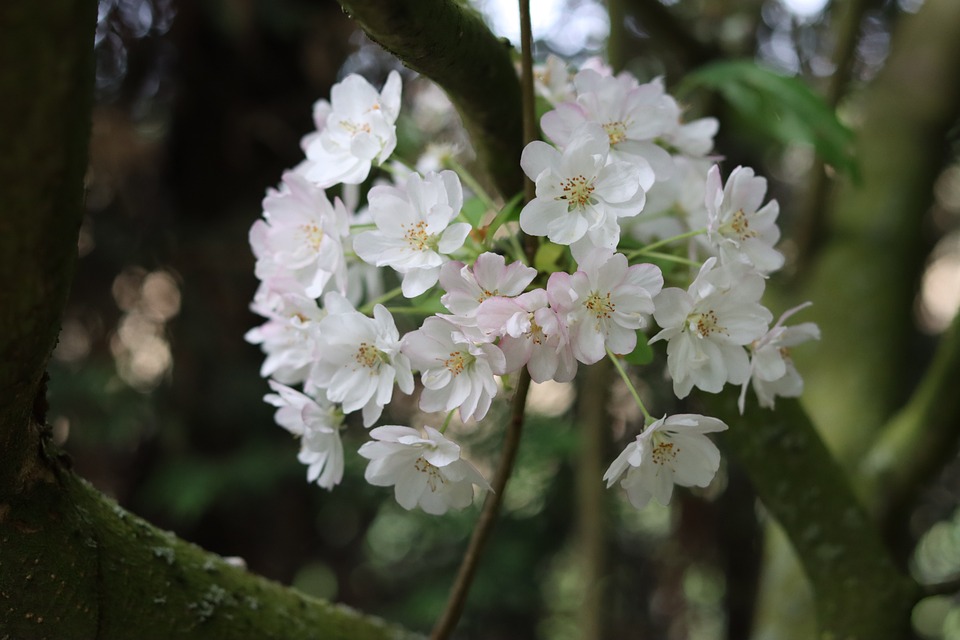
[739,302,820,412]
[548,251,663,365]
[650,258,772,398]
[663,117,719,158]
[533,54,575,105]
[245,292,324,386]
[311,292,414,427]
[302,71,402,188]
[358,425,490,515]
[402,316,506,422]
[265,381,345,489]
[603,414,727,509]
[353,170,471,298]
[705,165,784,274]
[439,253,537,322]
[520,124,649,260]
[476,289,578,383]
[250,172,350,299]
[541,70,679,181]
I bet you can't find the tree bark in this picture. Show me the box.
[709,393,919,640]
[336,0,523,200]
[0,0,95,498]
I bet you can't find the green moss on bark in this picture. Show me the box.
[0,466,421,639]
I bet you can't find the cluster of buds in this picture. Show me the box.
[248,56,818,514]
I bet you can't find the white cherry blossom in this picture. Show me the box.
[265,381,345,490]
[302,71,402,188]
[541,70,679,181]
[401,316,505,422]
[353,170,471,298]
[520,124,649,259]
[650,258,772,398]
[603,414,727,508]
[245,291,324,386]
[739,303,820,412]
[548,250,663,365]
[476,289,578,383]
[250,172,350,299]
[439,252,537,322]
[359,425,489,515]
[705,165,784,274]
[311,292,414,427]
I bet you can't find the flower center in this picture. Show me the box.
[300,223,325,251]
[339,119,372,136]
[475,288,499,304]
[688,309,726,338]
[529,316,545,345]
[354,342,381,369]
[603,121,628,146]
[558,174,596,211]
[414,456,445,492]
[722,209,758,241]
[443,350,473,376]
[402,220,437,252]
[650,433,679,467]
[584,291,615,322]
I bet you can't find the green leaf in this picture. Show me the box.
[624,332,654,365]
[679,60,859,181]
[485,191,524,239]
[460,196,488,228]
[534,241,566,273]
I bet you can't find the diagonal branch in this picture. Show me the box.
[336,0,523,199]
[706,392,919,639]
[859,311,960,529]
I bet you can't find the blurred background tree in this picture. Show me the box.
[4,0,960,638]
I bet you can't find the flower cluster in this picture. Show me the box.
[248,57,818,515]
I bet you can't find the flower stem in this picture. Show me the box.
[606,348,654,423]
[631,250,701,267]
[448,158,499,214]
[439,409,456,434]
[626,227,707,259]
[359,286,404,314]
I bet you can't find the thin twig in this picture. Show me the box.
[429,3,539,638]
[429,370,532,640]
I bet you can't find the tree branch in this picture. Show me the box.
[0,0,95,496]
[429,370,532,640]
[795,0,960,461]
[859,311,960,528]
[336,0,523,199]
[707,392,919,639]
[0,3,422,637]
[0,467,421,639]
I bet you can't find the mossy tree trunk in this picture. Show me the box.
[0,2,419,637]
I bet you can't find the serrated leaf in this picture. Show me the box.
[680,60,859,181]
[624,332,654,365]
